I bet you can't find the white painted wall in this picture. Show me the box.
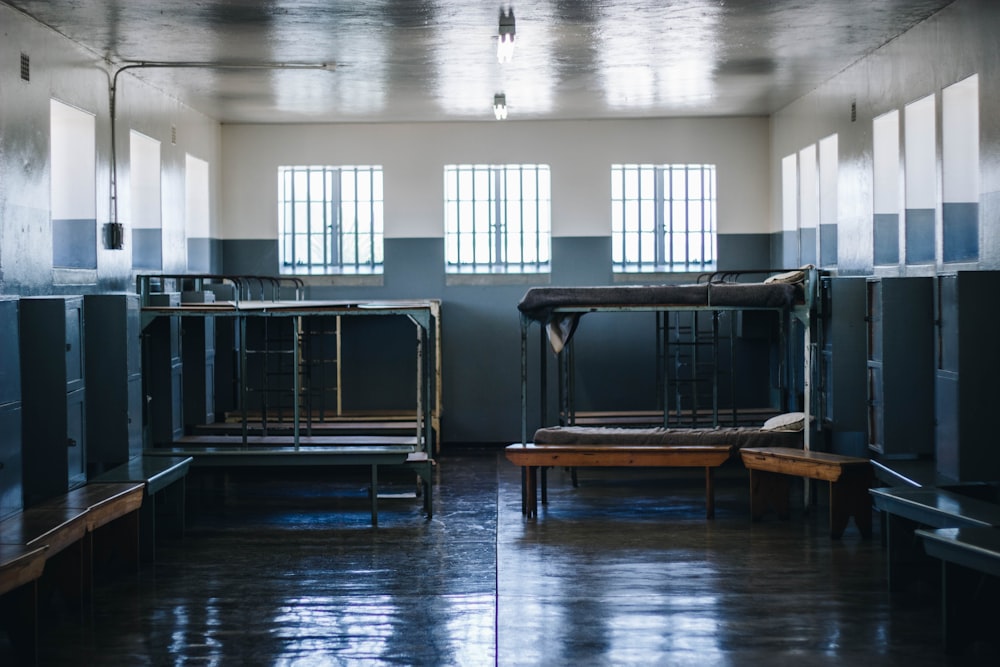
[0,2,222,291]
[770,0,1000,272]
[221,117,770,241]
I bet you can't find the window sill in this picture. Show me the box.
[445,272,551,287]
[285,274,384,288]
[612,268,715,285]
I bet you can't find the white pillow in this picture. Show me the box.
[762,412,806,432]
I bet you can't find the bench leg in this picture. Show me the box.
[704,467,715,519]
[748,469,791,521]
[540,466,548,504]
[525,466,538,519]
[829,477,872,539]
[370,464,379,527]
[0,580,38,663]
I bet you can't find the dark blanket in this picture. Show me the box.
[518,282,799,321]
[517,282,799,352]
[533,426,803,449]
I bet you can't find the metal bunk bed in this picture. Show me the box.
[517,267,818,447]
[135,274,439,523]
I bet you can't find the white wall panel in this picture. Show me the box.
[221,117,770,240]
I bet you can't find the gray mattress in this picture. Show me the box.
[533,426,803,449]
[517,282,800,323]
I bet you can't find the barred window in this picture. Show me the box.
[611,164,716,272]
[444,164,551,273]
[278,165,383,273]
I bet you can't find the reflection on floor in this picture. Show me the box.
[2,447,997,665]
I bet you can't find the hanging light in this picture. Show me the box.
[497,8,515,63]
[493,93,508,120]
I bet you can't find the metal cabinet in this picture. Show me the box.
[934,272,1000,482]
[0,296,23,520]
[182,315,216,428]
[865,277,935,458]
[144,293,184,445]
[19,295,87,506]
[84,294,143,474]
[818,277,867,456]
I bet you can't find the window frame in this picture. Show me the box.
[278,165,384,275]
[611,163,717,273]
[444,163,551,274]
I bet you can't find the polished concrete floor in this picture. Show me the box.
[3,446,998,665]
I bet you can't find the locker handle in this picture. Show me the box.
[67,438,77,447]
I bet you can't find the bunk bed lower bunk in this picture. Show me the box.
[509,268,817,520]
[136,275,439,524]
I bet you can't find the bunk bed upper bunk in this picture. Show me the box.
[515,267,818,447]
[518,266,813,354]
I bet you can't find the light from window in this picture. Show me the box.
[611,163,716,272]
[278,165,383,273]
[444,164,551,273]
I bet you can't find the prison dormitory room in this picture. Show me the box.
[3,1,1000,666]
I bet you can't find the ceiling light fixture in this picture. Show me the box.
[497,8,515,63]
[493,93,508,120]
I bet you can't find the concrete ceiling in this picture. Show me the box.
[6,0,955,124]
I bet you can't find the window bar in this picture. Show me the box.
[368,167,376,269]
[357,168,362,269]
[494,167,503,270]
[665,165,674,267]
[285,168,293,267]
[471,166,479,269]
[700,165,707,267]
[324,167,332,268]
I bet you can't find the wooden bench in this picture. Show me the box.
[1,481,146,661]
[0,543,48,662]
[92,455,192,560]
[870,486,1000,592]
[916,526,1000,655]
[36,482,145,588]
[505,443,734,519]
[739,446,874,538]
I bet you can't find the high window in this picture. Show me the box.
[444,164,551,273]
[611,163,716,272]
[278,165,383,273]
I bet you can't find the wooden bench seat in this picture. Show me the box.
[0,505,91,661]
[92,455,192,561]
[740,446,874,538]
[0,544,48,598]
[505,443,734,519]
[870,486,1000,592]
[916,526,1000,655]
[37,483,145,588]
[1,481,148,662]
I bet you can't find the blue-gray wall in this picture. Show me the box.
[222,234,774,444]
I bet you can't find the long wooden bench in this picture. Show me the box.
[36,482,145,588]
[915,526,1000,655]
[0,481,144,661]
[505,443,734,519]
[92,455,192,560]
[870,486,1000,592]
[739,446,874,539]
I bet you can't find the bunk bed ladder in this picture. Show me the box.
[666,311,721,427]
[299,314,342,434]
[244,316,298,437]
